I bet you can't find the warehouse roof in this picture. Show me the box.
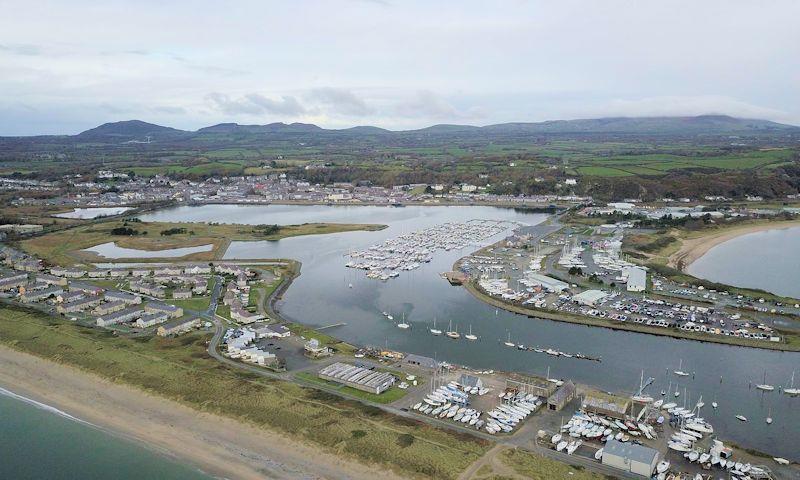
[604,438,658,465]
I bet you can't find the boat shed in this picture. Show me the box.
[403,353,439,370]
[624,266,647,292]
[458,374,483,389]
[601,438,659,477]
[319,362,396,394]
[525,273,569,292]
[573,289,608,306]
[547,380,575,411]
[582,390,630,419]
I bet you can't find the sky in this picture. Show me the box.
[1,0,799,135]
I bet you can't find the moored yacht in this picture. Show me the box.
[429,317,442,336]
[464,324,478,341]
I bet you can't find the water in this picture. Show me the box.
[83,241,213,259]
[688,226,800,299]
[53,207,132,219]
[0,388,211,480]
[143,205,800,460]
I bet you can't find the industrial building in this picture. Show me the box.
[572,289,608,306]
[525,273,569,292]
[601,438,659,477]
[624,266,647,292]
[318,362,396,394]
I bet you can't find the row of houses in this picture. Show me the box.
[50,263,213,279]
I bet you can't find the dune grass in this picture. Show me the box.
[0,304,489,479]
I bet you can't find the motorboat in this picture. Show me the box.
[556,440,568,452]
[773,457,790,465]
[594,448,603,460]
[736,414,748,422]
[656,461,670,474]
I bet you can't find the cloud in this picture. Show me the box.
[577,95,793,122]
[0,43,43,56]
[151,105,187,115]
[307,87,373,116]
[394,90,485,121]
[205,92,307,116]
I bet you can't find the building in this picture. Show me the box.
[0,273,28,291]
[254,324,290,338]
[601,439,659,477]
[57,296,102,314]
[135,312,170,328]
[104,290,142,304]
[230,303,264,323]
[157,317,200,336]
[0,224,43,234]
[144,302,183,318]
[172,288,192,299]
[525,273,569,292]
[51,266,86,278]
[35,273,68,286]
[130,281,166,298]
[318,362,396,394]
[96,306,143,327]
[20,286,63,303]
[94,300,127,315]
[303,338,332,358]
[458,374,484,390]
[582,391,630,420]
[403,353,439,370]
[624,266,647,292]
[184,264,212,275]
[573,289,609,307]
[547,380,576,411]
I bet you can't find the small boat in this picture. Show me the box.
[783,371,800,395]
[755,371,775,391]
[594,448,603,460]
[429,318,442,336]
[773,457,790,465]
[699,453,710,464]
[674,359,690,377]
[445,320,460,339]
[556,440,568,452]
[687,451,699,462]
[551,433,562,444]
[711,401,718,409]
[465,324,478,341]
[736,414,748,422]
[503,332,515,347]
[766,407,773,425]
[656,460,670,474]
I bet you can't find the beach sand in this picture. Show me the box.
[0,346,407,480]
[668,220,800,271]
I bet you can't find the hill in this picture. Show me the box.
[77,120,188,140]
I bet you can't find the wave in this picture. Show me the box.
[0,386,98,428]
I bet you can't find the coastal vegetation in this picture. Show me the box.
[19,219,386,266]
[0,304,490,480]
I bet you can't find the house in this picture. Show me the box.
[230,301,263,323]
[144,302,183,318]
[184,264,211,275]
[87,268,111,278]
[0,273,28,291]
[157,317,200,337]
[601,439,659,477]
[14,258,42,272]
[51,266,86,278]
[57,296,102,314]
[57,291,84,303]
[93,300,127,315]
[130,268,152,277]
[20,286,63,303]
[68,282,103,296]
[403,353,439,370]
[35,273,68,286]
[96,306,143,327]
[103,290,142,304]
[135,311,170,328]
[129,281,166,298]
[172,288,192,300]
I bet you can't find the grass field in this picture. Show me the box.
[21,220,386,266]
[288,323,357,355]
[0,304,490,479]
[496,448,607,480]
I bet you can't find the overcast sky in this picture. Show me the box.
[1,0,799,135]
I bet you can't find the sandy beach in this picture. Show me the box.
[668,220,800,271]
[0,346,407,480]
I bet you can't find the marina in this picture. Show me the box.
[143,204,799,461]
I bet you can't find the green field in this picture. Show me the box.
[0,305,490,479]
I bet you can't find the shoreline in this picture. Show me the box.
[668,220,800,271]
[0,345,406,480]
